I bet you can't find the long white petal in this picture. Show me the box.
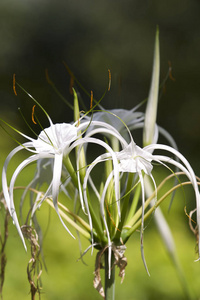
[8,153,53,248]
[100,171,114,278]
[2,142,36,213]
[138,172,150,276]
[52,154,75,239]
[158,126,178,150]
[31,181,53,215]
[85,127,128,148]
[69,137,120,212]
[147,143,200,258]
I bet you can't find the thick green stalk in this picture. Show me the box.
[115,173,134,241]
[73,88,86,182]
[104,250,115,300]
[105,154,115,236]
[125,181,141,226]
[63,155,78,188]
[88,200,107,243]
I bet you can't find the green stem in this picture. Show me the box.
[63,155,78,188]
[125,181,141,225]
[104,250,115,300]
[115,173,134,241]
[88,200,107,243]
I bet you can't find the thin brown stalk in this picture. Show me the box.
[0,199,10,300]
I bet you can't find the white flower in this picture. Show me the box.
[34,123,77,154]
[88,108,143,134]
[2,117,130,250]
[117,142,153,175]
[80,133,200,275]
[81,135,155,276]
[2,121,79,249]
[83,107,144,147]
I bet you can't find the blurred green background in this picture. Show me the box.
[1,0,200,299]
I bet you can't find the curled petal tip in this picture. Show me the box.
[194,257,200,262]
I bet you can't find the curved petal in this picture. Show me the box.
[145,144,198,187]
[158,126,178,150]
[85,127,128,148]
[20,158,54,218]
[8,153,53,248]
[2,142,38,214]
[146,143,200,258]
[34,123,78,154]
[52,153,75,239]
[69,136,120,212]
[138,172,150,276]
[100,171,114,278]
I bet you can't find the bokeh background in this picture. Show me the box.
[1,0,200,299]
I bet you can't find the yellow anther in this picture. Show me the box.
[32,105,37,124]
[13,74,17,96]
[90,91,93,109]
[108,69,111,91]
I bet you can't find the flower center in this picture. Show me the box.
[33,123,78,154]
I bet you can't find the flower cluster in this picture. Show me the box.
[1,29,200,298]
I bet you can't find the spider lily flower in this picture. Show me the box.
[81,130,200,275]
[85,108,144,136]
[80,133,155,275]
[83,107,144,150]
[2,121,81,249]
[2,113,132,250]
